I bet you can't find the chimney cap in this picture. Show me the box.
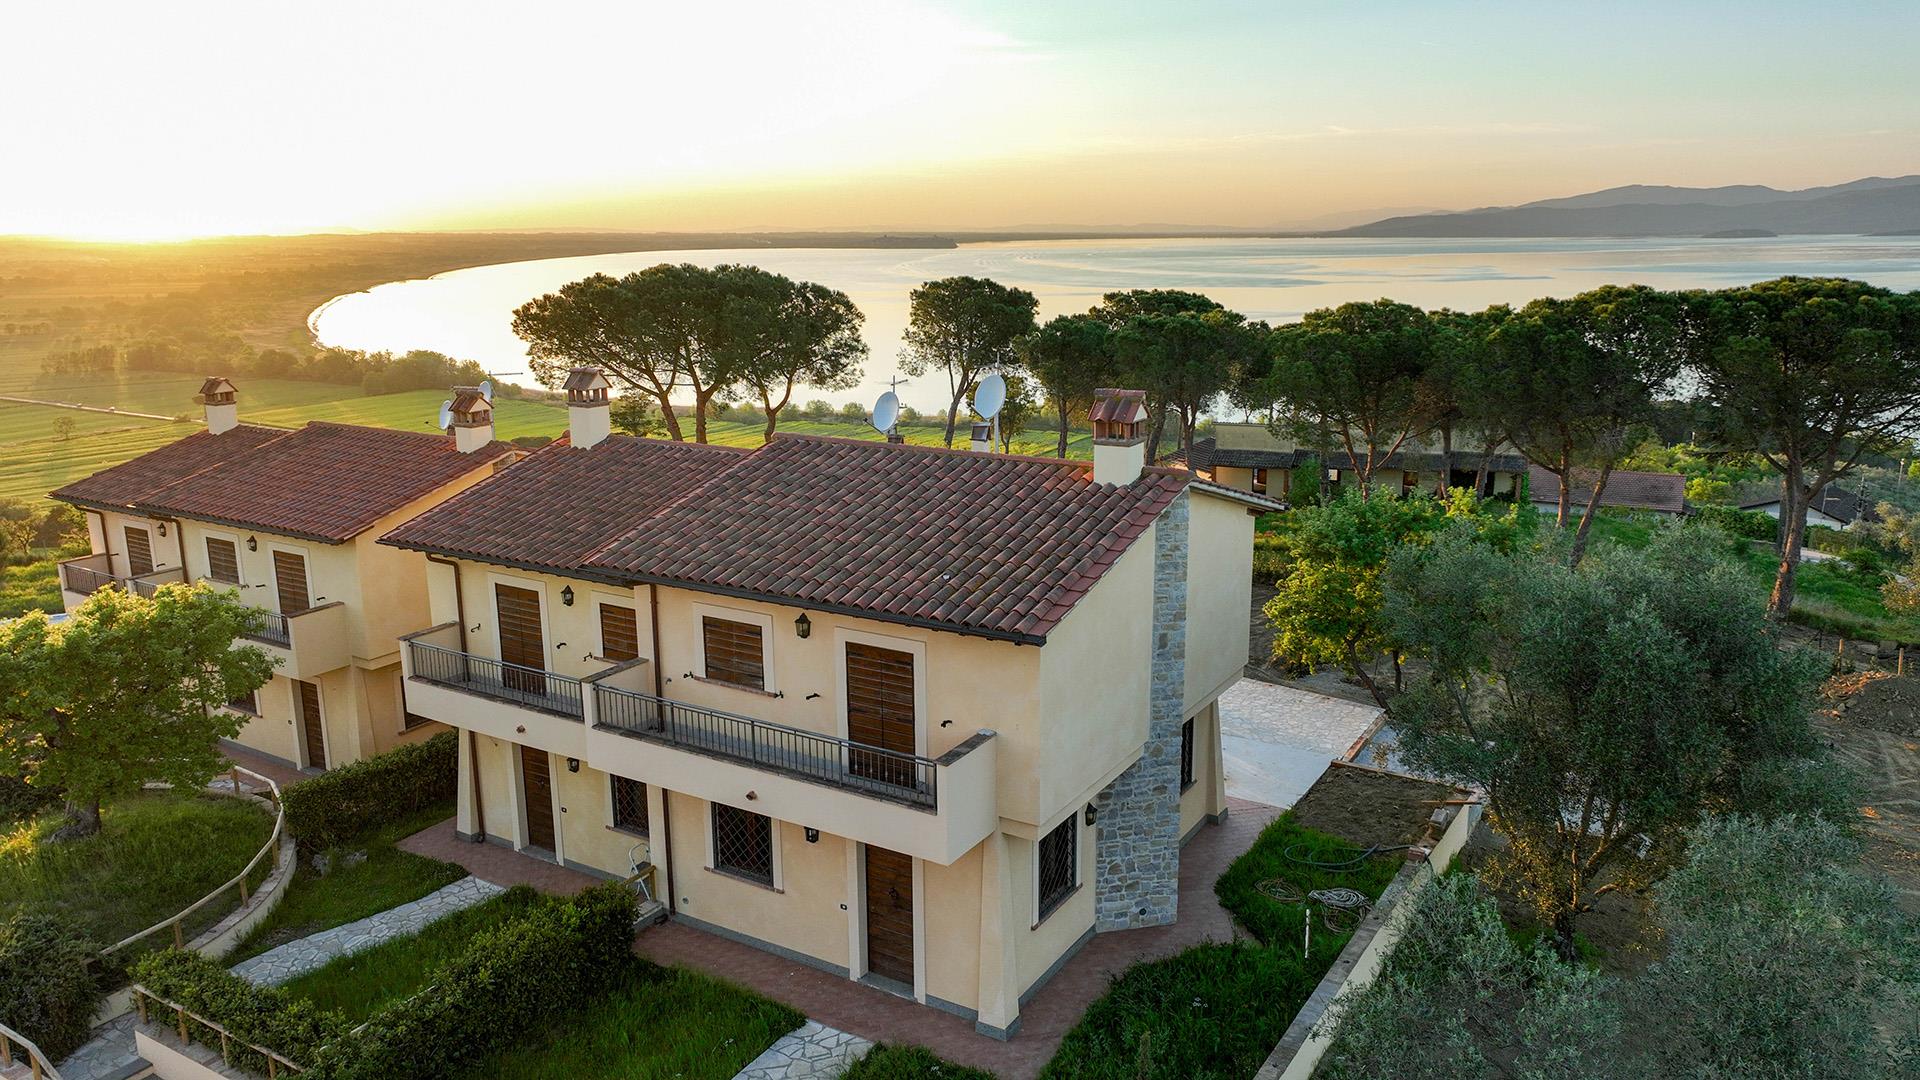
[1089,388,1147,425]
[196,376,238,404]
[449,386,492,425]
[563,367,611,404]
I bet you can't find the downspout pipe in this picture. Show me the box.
[425,554,485,843]
[649,581,674,913]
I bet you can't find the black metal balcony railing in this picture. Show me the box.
[407,640,584,719]
[60,562,184,598]
[593,683,937,808]
[243,610,291,648]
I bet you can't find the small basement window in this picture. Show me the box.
[1037,815,1078,921]
[712,802,774,886]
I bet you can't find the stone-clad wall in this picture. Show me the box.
[1093,489,1188,930]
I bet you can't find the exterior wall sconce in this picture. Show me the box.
[1085,802,1098,827]
[246,536,258,551]
[157,522,167,537]
[567,757,580,773]
[794,612,811,639]
[561,585,575,606]
[805,827,820,843]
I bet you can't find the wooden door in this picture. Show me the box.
[520,745,556,851]
[123,526,154,576]
[296,680,327,770]
[494,584,547,695]
[273,551,310,613]
[864,846,914,985]
[846,642,916,788]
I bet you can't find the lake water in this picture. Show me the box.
[311,236,1920,412]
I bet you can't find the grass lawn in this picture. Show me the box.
[281,886,545,1022]
[1039,814,1401,1080]
[0,789,273,946]
[227,799,464,963]
[844,1044,998,1080]
[469,960,804,1080]
[0,549,62,620]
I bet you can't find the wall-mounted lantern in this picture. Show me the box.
[157,522,167,537]
[560,585,575,607]
[1085,802,1099,827]
[805,827,820,844]
[794,612,812,639]
[567,757,580,773]
[246,535,258,551]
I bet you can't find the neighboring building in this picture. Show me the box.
[51,378,515,771]
[381,378,1275,1038]
[1741,486,1882,529]
[1528,465,1687,517]
[1169,421,1529,501]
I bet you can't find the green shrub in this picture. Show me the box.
[1251,534,1288,582]
[310,882,638,1080]
[1039,943,1311,1080]
[130,948,348,1073]
[282,731,457,852]
[0,773,58,825]
[845,1044,997,1079]
[0,911,101,1061]
[1692,504,1776,541]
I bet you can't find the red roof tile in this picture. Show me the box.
[380,435,747,572]
[137,422,512,542]
[51,424,288,511]
[1528,465,1686,514]
[583,435,1188,642]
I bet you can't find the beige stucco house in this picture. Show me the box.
[51,379,515,771]
[1169,421,1529,502]
[380,376,1275,1038]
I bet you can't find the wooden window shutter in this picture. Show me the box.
[702,617,764,690]
[599,604,640,662]
[206,537,240,584]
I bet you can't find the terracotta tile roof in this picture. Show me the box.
[1529,465,1687,515]
[51,424,288,511]
[380,435,748,573]
[582,435,1190,643]
[137,422,513,542]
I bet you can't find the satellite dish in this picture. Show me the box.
[436,400,453,430]
[477,379,493,401]
[870,391,900,434]
[973,372,1006,420]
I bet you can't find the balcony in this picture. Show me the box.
[586,681,999,866]
[240,602,349,680]
[59,554,185,609]
[399,624,588,759]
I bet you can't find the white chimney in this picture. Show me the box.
[969,421,993,453]
[563,367,612,450]
[197,376,239,435]
[449,386,494,453]
[1089,387,1148,485]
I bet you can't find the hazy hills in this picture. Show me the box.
[1339,176,1920,237]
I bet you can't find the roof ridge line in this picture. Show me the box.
[772,432,1094,470]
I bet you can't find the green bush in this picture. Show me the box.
[310,882,638,1080]
[845,1044,998,1079]
[1251,534,1288,582]
[0,773,58,825]
[282,731,457,852]
[0,911,102,1061]
[1692,504,1777,541]
[130,948,348,1073]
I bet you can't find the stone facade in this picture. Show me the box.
[1093,489,1188,930]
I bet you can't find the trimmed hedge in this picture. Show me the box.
[282,731,457,851]
[0,911,101,1062]
[308,881,638,1079]
[130,948,348,1073]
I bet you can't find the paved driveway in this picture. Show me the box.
[1219,678,1381,809]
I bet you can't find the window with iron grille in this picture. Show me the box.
[1181,716,1196,791]
[712,802,773,885]
[702,617,765,690]
[205,537,241,584]
[1037,815,1077,920]
[610,775,648,836]
[227,688,259,715]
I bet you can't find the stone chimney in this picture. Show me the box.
[563,367,612,450]
[448,386,494,453]
[197,377,239,435]
[1089,388,1148,485]
[969,421,993,453]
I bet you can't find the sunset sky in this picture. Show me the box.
[8,0,1918,240]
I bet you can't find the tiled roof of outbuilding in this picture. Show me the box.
[380,435,746,573]
[51,424,288,511]
[581,435,1190,643]
[1530,465,1687,515]
[135,422,512,542]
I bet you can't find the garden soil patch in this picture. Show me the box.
[1288,761,1457,851]
[1821,672,1920,914]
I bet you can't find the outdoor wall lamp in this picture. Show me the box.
[561,585,575,606]
[1085,802,1098,826]
[805,827,820,844]
[567,757,580,773]
[794,612,812,639]
[246,535,258,551]
[157,522,167,536]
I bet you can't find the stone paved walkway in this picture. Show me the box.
[52,1014,140,1080]
[1219,678,1380,809]
[230,875,503,985]
[733,1021,873,1079]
